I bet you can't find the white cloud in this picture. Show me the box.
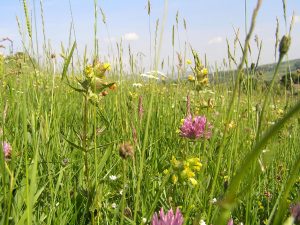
[123,32,139,41]
[208,36,223,45]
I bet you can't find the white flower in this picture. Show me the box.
[210,198,217,204]
[200,219,206,225]
[109,175,117,181]
[142,217,147,223]
[140,73,159,80]
[111,203,117,209]
[119,189,123,195]
[132,83,143,87]
[140,70,167,80]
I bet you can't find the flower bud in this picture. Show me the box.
[101,91,108,96]
[279,35,291,57]
[2,141,12,160]
[119,142,134,159]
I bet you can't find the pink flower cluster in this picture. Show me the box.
[152,208,183,225]
[291,203,300,222]
[2,141,12,160]
[179,115,212,140]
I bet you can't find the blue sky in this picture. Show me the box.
[0,0,299,71]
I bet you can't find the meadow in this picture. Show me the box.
[1,0,300,224]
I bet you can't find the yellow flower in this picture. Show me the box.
[187,158,202,171]
[276,108,284,116]
[186,59,192,65]
[200,77,209,85]
[228,121,236,129]
[94,62,111,78]
[172,175,178,184]
[258,201,264,210]
[84,64,94,78]
[189,177,198,186]
[171,156,181,168]
[188,75,195,82]
[103,62,111,71]
[201,68,208,76]
[181,167,195,179]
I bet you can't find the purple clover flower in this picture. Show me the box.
[2,141,12,160]
[179,115,212,140]
[291,203,300,222]
[152,208,183,225]
[227,218,234,225]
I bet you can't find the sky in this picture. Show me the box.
[0,0,299,72]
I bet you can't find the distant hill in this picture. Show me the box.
[207,58,300,83]
[257,58,300,80]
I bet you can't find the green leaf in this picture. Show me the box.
[61,41,76,80]
[61,135,85,152]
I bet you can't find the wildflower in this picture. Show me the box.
[188,177,198,186]
[119,142,134,159]
[142,217,147,223]
[199,77,209,85]
[210,198,217,204]
[94,62,111,78]
[258,201,264,210]
[199,219,206,225]
[171,156,181,168]
[179,115,212,140]
[228,121,236,129]
[132,83,143,88]
[2,141,12,160]
[227,218,234,225]
[181,167,195,179]
[186,59,192,65]
[290,203,300,222]
[172,174,178,184]
[201,68,208,76]
[187,75,195,82]
[111,203,117,209]
[109,175,117,181]
[170,156,202,186]
[141,70,167,80]
[84,64,94,78]
[276,108,284,116]
[152,208,183,225]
